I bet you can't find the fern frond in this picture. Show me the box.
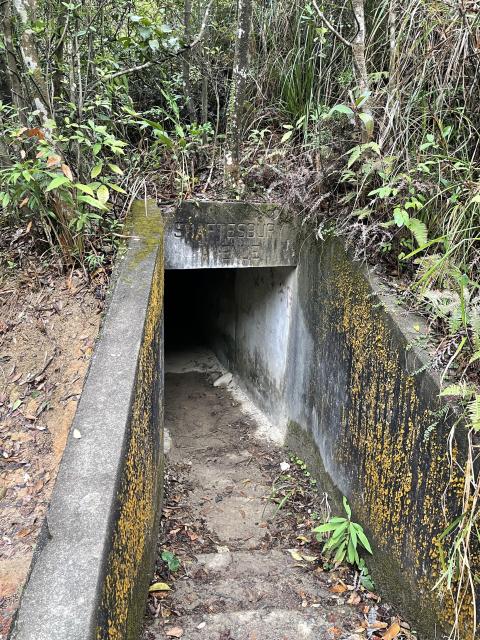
[468,395,480,431]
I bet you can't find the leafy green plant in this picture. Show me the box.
[122,99,212,196]
[161,550,180,573]
[0,106,127,266]
[313,497,372,569]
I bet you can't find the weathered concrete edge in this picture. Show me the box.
[11,201,164,640]
[197,216,473,637]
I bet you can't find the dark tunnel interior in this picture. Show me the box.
[164,268,234,351]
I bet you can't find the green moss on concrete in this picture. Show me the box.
[289,238,476,638]
[127,199,164,268]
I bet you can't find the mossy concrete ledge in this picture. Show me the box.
[11,200,165,640]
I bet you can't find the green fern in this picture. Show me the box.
[468,395,480,431]
[440,383,475,400]
[407,217,428,247]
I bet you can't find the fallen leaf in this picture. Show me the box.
[165,627,183,637]
[301,554,317,563]
[148,582,171,592]
[347,592,361,605]
[287,549,303,561]
[371,622,388,630]
[33,479,44,493]
[330,582,348,593]
[26,127,45,140]
[381,622,401,640]
[61,164,73,181]
[296,535,309,543]
[47,154,62,167]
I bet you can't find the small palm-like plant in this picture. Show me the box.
[313,496,372,568]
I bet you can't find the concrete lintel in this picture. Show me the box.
[164,200,298,269]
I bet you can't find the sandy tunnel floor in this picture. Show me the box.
[142,351,413,640]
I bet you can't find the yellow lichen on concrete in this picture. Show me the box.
[329,251,474,632]
[96,212,164,640]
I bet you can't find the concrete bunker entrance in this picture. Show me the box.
[14,201,463,640]
[165,266,295,410]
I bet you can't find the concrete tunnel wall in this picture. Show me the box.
[167,236,477,639]
[199,267,296,423]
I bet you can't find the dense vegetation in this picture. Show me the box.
[1,1,479,637]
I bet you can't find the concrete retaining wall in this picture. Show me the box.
[194,223,476,638]
[11,201,165,640]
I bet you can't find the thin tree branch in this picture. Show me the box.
[51,11,70,57]
[311,0,352,48]
[90,60,156,89]
[189,0,213,49]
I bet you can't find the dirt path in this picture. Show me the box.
[143,354,410,640]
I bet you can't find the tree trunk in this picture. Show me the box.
[379,0,398,148]
[182,0,196,122]
[224,0,252,188]
[13,0,53,130]
[351,0,368,97]
[311,0,372,140]
[201,67,208,141]
[350,0,372,140]
[2,0,26,117]
[200,0,210,143]
[52,1,69,100]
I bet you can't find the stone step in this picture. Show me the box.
[190,549,294,577]
[192,495,274,549]
[168,551,352,619]
[147,607,351,640]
